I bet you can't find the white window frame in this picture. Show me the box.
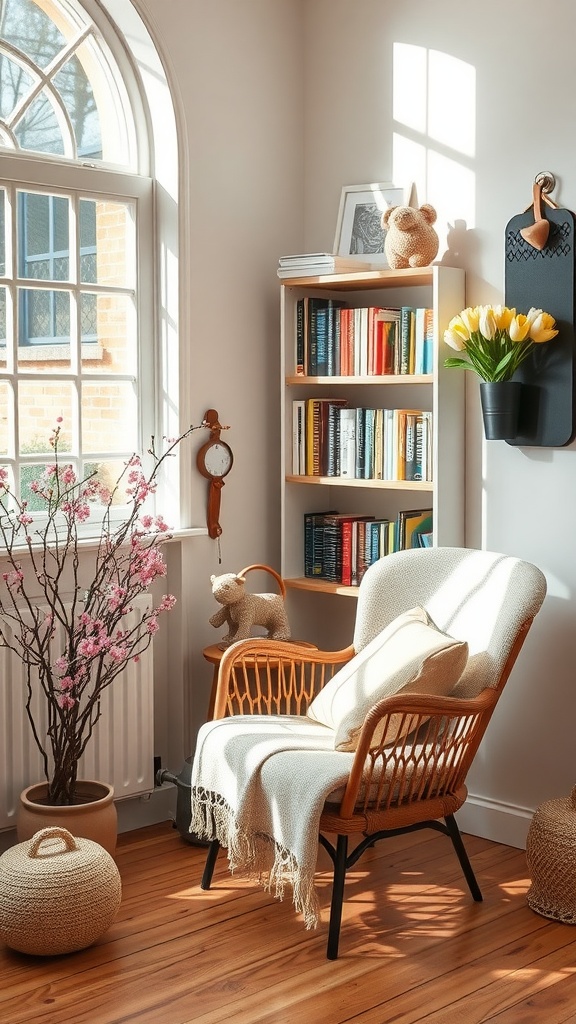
[0,151,155,524]
[0,0,194,534]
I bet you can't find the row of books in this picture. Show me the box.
[292,399,433,482]
[304,509,433,585]
[278,252,373,279]
[295,296,433,377]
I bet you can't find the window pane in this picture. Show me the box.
[0,189,5,274]
[0,382,11,455]
[54,54,102,160]
[19,192,70,280]
[84,458,131,507]
[18,288,71,355]
[0,287,6,368]
[1,0,67,70]
[81,292,136,374]
[0,53,35,120]
[14,93,65,155]
[18,381,74,454]
[82,381,137,454]
[80,198,134,287]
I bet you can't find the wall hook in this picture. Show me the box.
[535,171,556,196]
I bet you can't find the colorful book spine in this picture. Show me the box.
[423,307,434,374]
[339,407,356,478]
[399,307,415,375]
[354,407,365,479]
[296,298,305,375]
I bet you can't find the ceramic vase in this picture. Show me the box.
[16,780,118,857]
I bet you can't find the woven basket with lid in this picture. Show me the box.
[0,826,122,955]
[526,785,576,923]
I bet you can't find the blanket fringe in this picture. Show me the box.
[191,786,321,929]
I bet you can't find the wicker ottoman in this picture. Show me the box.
[0,826,122,955]
[526,786,576,923]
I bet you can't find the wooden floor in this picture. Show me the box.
[1,820,576,1024]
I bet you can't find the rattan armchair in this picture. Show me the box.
[198,547,547,959]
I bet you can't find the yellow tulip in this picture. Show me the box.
[459,306,480,334]
[492,305,515,332]
[446,314,471,342]
[479,305,497,340]
[528,310,559,343]
[443,326,466,351]
[509,314,531,342]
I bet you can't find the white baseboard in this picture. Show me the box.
[116,784,178,834]
[456,793,534,850]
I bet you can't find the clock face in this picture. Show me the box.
[203,442,232,478]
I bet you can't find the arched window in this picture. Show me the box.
[0,0,160,522]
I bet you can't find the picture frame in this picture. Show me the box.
[333,182,414,266]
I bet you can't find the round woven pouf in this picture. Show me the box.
[0,826,122,955]
[526,785,576,923]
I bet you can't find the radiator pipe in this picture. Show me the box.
[155,757,208,846]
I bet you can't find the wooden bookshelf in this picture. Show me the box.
[279,265,466,636]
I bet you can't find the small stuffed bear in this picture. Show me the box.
[381,203,439,269]
[209,571,292,649]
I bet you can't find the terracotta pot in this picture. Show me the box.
[16,780,117,857]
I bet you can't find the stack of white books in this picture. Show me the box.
[277,253,374,278]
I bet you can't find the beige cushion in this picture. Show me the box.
[306,606,468,751]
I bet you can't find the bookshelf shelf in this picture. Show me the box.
[285,475,433,491]
[280,264,466,638]
[286,374,433,386]
[285,577,359,597]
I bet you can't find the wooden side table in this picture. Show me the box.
[202,640,317,720]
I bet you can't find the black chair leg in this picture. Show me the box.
[327,833,348,960]
[200,839,220,890]
[445,814,483,902]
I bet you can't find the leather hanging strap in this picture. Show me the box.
[520,182,550,250]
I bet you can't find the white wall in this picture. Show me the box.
[301,0,576,846]
[128,0,306,800]
[97,0,574,844]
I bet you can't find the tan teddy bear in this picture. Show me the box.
[209,570,292,649]
[381,203,439,269]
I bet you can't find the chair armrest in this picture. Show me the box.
[339,688,498,819]
[213,638,355,719]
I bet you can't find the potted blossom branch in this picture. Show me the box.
[0,420,202,828]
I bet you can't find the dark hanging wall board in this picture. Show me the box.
[504,205,576,447]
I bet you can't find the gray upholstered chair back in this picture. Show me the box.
[353,547,547,698]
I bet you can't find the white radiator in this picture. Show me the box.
[0,594,154,831]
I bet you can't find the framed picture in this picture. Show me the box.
[333,182,414,266]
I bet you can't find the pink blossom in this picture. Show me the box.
[18,512,33,526]
[157,594,177,612]
[108,644,128,661]
[3,569,24,587]
[57,694,76,709]
[54,656,68,673]
[140,514,153,529]
[106,585,127,611]
[78,638,103,657]
[60,676,74,691]
[146,617,159,635]
[155,515,169,532]
[62,466,76,485]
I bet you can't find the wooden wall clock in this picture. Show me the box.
[196,409,233,538]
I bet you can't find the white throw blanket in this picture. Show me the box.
[190,714,355,928]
